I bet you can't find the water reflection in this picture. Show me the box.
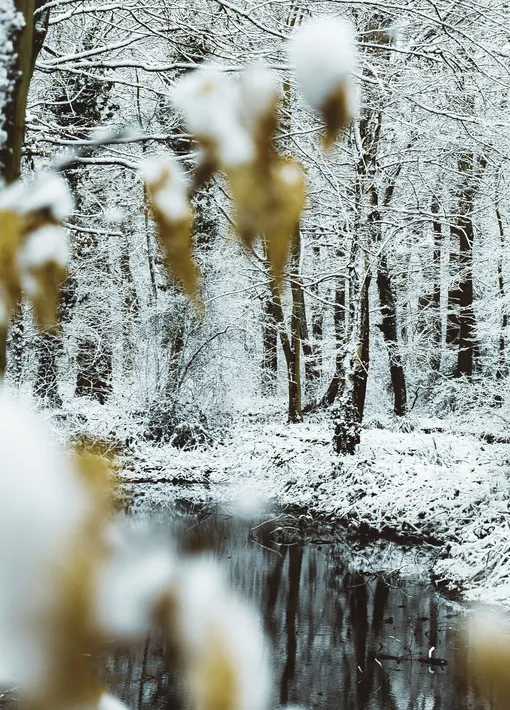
[0,514,494,709]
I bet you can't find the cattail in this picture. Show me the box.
[0,172,73,339]
[288,16,357,149]
[140,156,200,304]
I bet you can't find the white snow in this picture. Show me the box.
[98,694,131,710]
[116,416,510,611]
[139,156,191,223]
[176,556,271,710]
[95,535,175,639]
[240,64,280,128]
[18,224,69,269]
[0,171,73,220]
[288,16,357,109]
[170,67,255,168]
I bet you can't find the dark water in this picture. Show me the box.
[0,513,493,709]
[104,514,491,710]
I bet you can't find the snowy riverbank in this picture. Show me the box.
[108,415,510,610]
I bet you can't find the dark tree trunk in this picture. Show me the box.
[34,331,62,408]
[303,245,322,385]
[261,292,278,395]
[6,300,24,385]
[454,216,475,378]
[430,199,443,371]
[333,275,370,455]
[267,280,302,424]
[496,205,507,380]
[288,230,303,423]
[75,339,112,404]
[377,252,407,415]
[322,270,346,407]
[0,1,49,183]
[452,152,484,378]
[0,2,50,378]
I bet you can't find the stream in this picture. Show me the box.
[105,512,491,710]
[0,512,493,709]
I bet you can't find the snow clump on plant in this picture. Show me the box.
[288,16,357,147]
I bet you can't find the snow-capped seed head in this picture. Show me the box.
[19,225,69,271]
[16,225,69,330]
[140,156,191,224]
[175,557,271,710]
[140,156,200,303]
[0,172,74,221]
[95,537,175,640]
[240,64,281,132]
[0,391,90,694]
[171,66,255,168]
[288,16,357,147]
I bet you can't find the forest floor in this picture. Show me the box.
[100,409,510,610]
[47,400,510,609]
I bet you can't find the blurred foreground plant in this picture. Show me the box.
[0,391,270,710]
[0,13,358,708]
[142,17,357,303]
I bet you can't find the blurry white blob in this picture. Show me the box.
[288,16,357,109]
[176,557,271,710]
[0,391,89,691]
[104,207,126,224]
[171,67,255,168]
[278,161,304,187]
[95,533,175,640]
[98,694,132,710]
[0,171,74,221]
[240,64,281,130]
[17,223,69,300]
[467,606,510,646]
[228,480,267,518]
[139,156,191,223]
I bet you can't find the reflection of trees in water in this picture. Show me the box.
[104,519,492,710]
[0,517,493,710]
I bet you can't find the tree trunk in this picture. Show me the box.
[303,244,322,385]
[0,2,50,379]
[0,1,49,182]
[287,229,303,423]
[75,339,112,404]
[34,330,62,408]
[430,199,443,371]
[454,153,482,379]
[322,266,346,406]
[261,291,278,395]
[266,237,304,424]
[333,273,370,455]
[377,252,407,415]
[496,204,507,380]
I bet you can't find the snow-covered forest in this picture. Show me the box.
[2,1,510,708]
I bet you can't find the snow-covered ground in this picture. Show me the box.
[95,413,510,610]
